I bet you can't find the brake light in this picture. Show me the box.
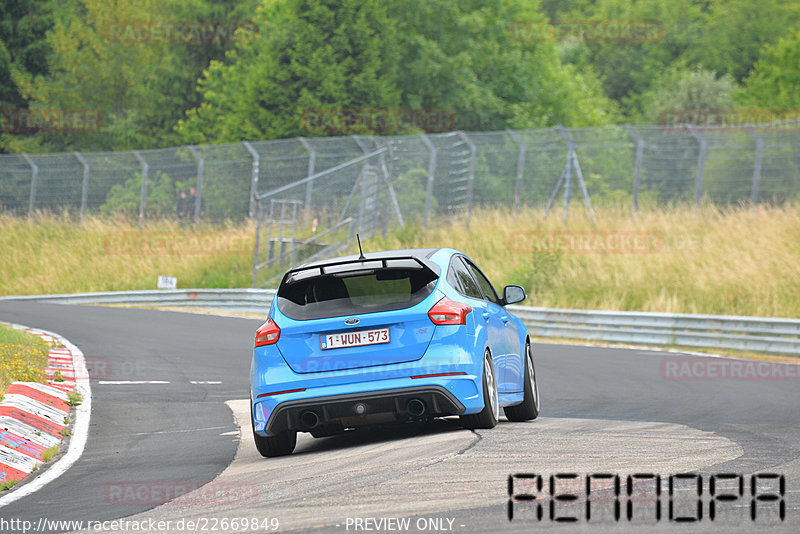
[411,372,467,379]
[257,388,305,398]
[255,318,281,347]
[428,297,471,325]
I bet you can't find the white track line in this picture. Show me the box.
[0,323,91,508]
[98,380,170,385]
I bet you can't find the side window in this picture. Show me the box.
[448,257,483,300]
[464,259,500,305]
[446,263,464,294]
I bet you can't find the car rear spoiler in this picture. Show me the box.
[282,255,440,285]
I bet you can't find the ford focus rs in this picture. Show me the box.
[250,248,540,456]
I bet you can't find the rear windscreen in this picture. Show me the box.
[277,268,438,320]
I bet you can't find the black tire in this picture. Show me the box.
[504,340,540,422]
[251,408,296,457]
[253,429,296,457]
[460,349,499,430]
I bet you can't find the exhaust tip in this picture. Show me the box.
[406,398,426,417]
[300,410,319,429]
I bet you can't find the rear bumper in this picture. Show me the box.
[261,386,465,436]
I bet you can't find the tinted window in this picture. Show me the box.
[277,268,437,320]
[464,259,500,304]
[446,264,464,294]
[448,257,483,300]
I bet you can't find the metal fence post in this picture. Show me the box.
[419,134,437,227]
[688,126,707,207]
[242,141,259,219]
[507,129,525,211]
[22,154,38,217]
[624,125,644,212]
[252,201,262,288]
[746,128,763,208]
[74,152,90,219]
[456,132,476,227]
[133,151,148,224]
[298,137,316,212]
[188,146,204,223]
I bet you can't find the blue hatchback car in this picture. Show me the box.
[250,248,540,456]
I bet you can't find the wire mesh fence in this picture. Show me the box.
[2,122,799,226]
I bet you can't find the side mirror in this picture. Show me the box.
[502,285,526,305]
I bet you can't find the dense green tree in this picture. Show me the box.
[178,0,404,142]
[7,0,254,153]
[387,0,614,130]
[739,27,800,113]
[0,0,67,153]
[561,0,707,118]
[638,67,737,124]
[690,0,800,83]
[178,0,616,143]
[560,0,800,119]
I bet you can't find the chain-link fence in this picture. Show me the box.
[2,122,799,227]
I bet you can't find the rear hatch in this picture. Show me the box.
[274,257,440,373]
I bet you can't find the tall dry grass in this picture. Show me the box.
[1,206,798,318]
[370,204,800,318]
[0,214,255,295]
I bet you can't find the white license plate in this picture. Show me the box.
[321,328,390,350]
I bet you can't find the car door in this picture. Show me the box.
[461,258,521,393]
[451,256,511,392]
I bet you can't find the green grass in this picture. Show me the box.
[0,324,50,396]
[42,445,59,462]
[368,204,800,318]
[66,391,83,406]
[0,479,20,491]
[2,205,799,317]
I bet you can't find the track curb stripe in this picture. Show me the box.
[0,324,91,502]
[0,429,48,460]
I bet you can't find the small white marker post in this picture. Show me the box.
[157,275,177,290]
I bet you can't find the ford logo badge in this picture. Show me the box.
[344,317,360,326]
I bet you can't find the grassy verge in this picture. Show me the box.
[0,324,50,397]
[1,205,798,317]
[0,214,255,294]
[370,204,800,318]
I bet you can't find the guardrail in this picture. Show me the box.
[0,289,277,315]
[2,289,798,356]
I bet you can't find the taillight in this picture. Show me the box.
[428,297,471,325]
[255,318,280,347]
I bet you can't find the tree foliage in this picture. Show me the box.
[178,0,616,143]
[1,0,799,153]
[739,27,800,112]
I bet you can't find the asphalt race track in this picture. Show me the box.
[0,301,798,533]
